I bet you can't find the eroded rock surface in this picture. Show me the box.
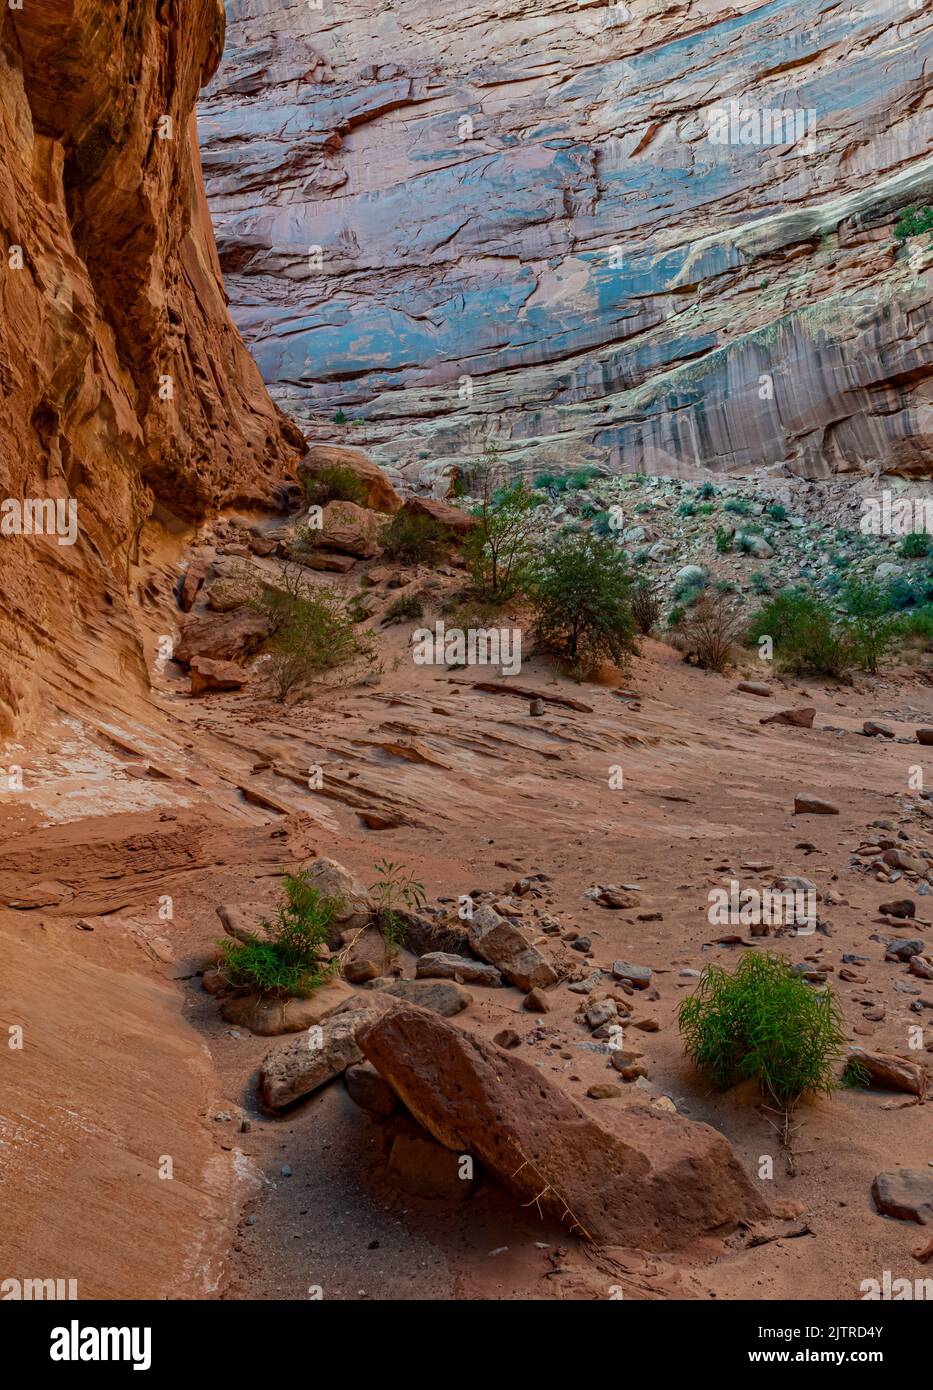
[200,0,933,489]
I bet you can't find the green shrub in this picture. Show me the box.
[673,572,708,604]
[746,587,848,676]
[715,525,733,554]
[667,605,686,627]
[900,605,933,647]
[382,593,424,626]
[723,497,752,515]
[302,465,366,508]
[589,509,614,537]
[529,533,636,676]
[894,205,933,242]
[678,952,848,1105]
[840,579,904,674]
[379,510,449,565]
[532,471,567,498]
[696,501,715,516]
[334,408,348,424]
[699,482,716,500]
[899,532,932,558]
[247,566,377,698]
[767,502,788,522]
[677,500,696,517]
[219,871,339,997]
[750,571,771,596]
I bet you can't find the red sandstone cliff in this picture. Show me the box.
[0,0,302,737]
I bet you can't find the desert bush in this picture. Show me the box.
[678,952,848,1106]
[715,525,733,554]
[840,579,904,674]
[631,577,661,635]
[750,571,771,596]
[379,510,449,565]
[767,502,788,522]
[528,532,636,677]
[895,204,933,241]
[696,501,715,516]
[381,593,424,626]
[219,871,338,997]
[245,566,376,698]
[723,496,752,515]
[900,605,933,647]
[677,500,696,517]
[667,605,686,627]
[679,593,743,672]
[302,464,366,508]
[898,531,932,558]
[746,587,849,676]
[698,481,717,500]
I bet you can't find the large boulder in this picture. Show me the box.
[402,495,477,538]
[318,500,384,558]
[466,904,557,993]
[305,857,373,942]
[258,1008,381,1108]
[297,445,402,515]
[189,657,249,695]
[357,1005,768,1249]
[871,1169,933,1224]
[175,607,271,665]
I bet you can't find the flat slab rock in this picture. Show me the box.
[259,1009,381,1109]
[467,904,557,993]
[357,1004,768,1250]
[376,977,472,1016]
[415,951,503,987]
[793,794,839,815]
[760,707,815,728]
[872,1169,933,1225]
[221,976,356,1036]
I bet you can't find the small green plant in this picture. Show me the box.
[678,952,848,1107]
[899,532,932,558]
[894,205,933,242]
[673,572,708,604]
[767,502,788,522]
[900,605,933,647]
[379,510,449,565]
[750,571,771,596]
[589,509,614,538]
[528,532,636,677]
[302,465,366,508]
[698,482,716,500]
[219,871,339,997]
[677,500,696,517]
[715,525,733,554]
[667,604,686,627]
[382,593,424,626]
[696,501,715,516]
[334,408,348,424]
[369,859,427,969]
[723,497,752,516]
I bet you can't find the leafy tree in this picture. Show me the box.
[379,510,449,564]
[746,587,848,676]
[464,444,537,602]
[302,465,366,508]
[529,532,635,676]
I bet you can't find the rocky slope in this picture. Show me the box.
[200,0,933,491]
[0,0,302,740]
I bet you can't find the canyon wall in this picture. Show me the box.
[0,0,302,738]
[201,0,933,492]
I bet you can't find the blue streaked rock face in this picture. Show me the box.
[200,0,933,487]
